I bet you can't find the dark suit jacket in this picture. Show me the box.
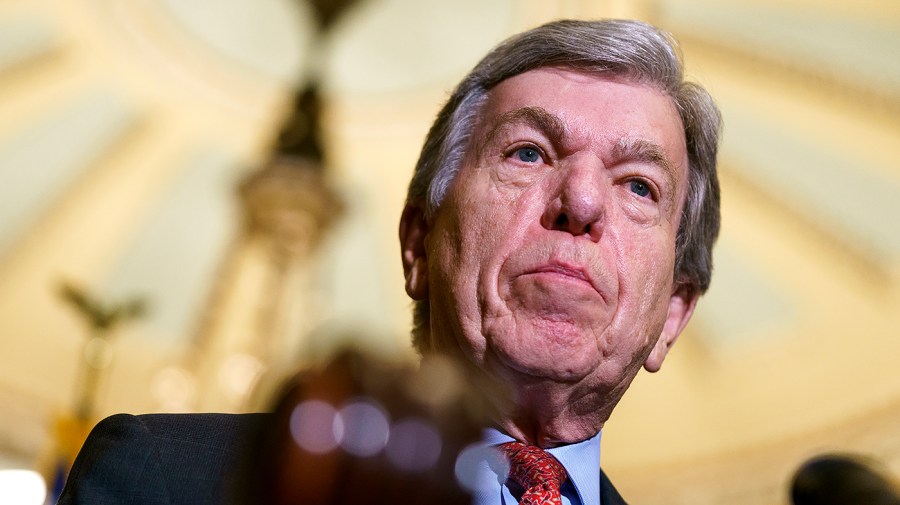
[57,413,627,504]
[57,413,267,505]
[600,468,628,505]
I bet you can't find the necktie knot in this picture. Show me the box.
[500,441,568,505]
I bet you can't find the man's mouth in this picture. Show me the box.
[523,263,602,296]
[509,259,608,306]
[530,263,590,283]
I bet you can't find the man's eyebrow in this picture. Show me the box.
[478,106,567,156]
[612,137,677,190]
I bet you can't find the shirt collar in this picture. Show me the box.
[482,427,602,505]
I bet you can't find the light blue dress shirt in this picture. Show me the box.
[468,428,602,505]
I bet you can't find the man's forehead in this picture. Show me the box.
[476,69,686,162]
[480,68,679,131]
[485,66,658,104]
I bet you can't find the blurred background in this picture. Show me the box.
[0,0,898,503]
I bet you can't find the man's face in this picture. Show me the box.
[402,68,696,426]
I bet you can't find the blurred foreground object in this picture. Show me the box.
[238,349,493,505]
[791,454,900,505]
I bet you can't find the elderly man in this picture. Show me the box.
[57,18,719,505]
[398,18,720,504]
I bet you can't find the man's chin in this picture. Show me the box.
[489,348,599,386]
[485,331,603,384]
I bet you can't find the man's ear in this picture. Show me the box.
[644,282,699,372]
[399,203,429,300]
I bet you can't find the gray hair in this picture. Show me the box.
[405,19,722,352]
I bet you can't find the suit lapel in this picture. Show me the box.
[599,468,628,505]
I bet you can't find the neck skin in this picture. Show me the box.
[422,323,637,449]
[430,343,629,448]
[488,367,626,448]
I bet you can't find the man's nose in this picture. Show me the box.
[540,161,606,241]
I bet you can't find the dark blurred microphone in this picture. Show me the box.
[791,454,900,505]
[232,348,496,505]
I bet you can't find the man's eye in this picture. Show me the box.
[515,147,541,163]
[629,180,651,198]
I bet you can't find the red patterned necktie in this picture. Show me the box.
[500,441,569,505]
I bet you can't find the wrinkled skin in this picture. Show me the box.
[400,68,699,447]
